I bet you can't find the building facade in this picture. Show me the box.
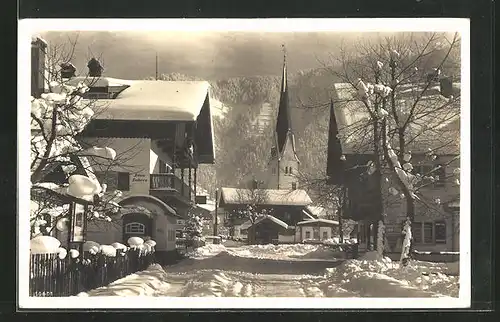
[76,76,216,259]
[327,81,461,255]
[30,38,216,261]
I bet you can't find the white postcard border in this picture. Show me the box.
[18,18,471,309]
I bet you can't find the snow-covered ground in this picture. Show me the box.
[225,243,341,260]
[79,244,459,298]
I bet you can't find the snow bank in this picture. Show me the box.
[77,264,170,297]
[326,255,459,297]
[186,244,227,259]
[227,243,338,260]
[323,238,358,245]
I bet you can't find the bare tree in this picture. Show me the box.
[311,32,461,259]
[30,36,144,238]
[233,182,271,225]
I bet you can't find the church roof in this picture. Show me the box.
[326,99,345,184]
[272,53,299,163]
[275,57,292,155]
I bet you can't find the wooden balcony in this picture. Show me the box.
[150,173,193,204]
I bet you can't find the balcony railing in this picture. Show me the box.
[150,173,192,201]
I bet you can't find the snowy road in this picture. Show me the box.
[151,251,351,297]
[82,244,458,298]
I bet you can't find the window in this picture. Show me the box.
[414,164,446,187]
[434,164,446,187]
[289,167,293,175]
[125,222,145,234]
[322,231,328,240]
[423,222,434,244]
[305,231,311,239]
[435,221,447,244]
[117,172,130,191]
[413,165,434,176]
[284,167,288,174]
[313,228,320,239]
[291,182,297,190]
[167,229,176,242]
[95,171,130,191]
[412,222,422,244]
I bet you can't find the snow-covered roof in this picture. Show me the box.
[305,205,330,218]
[297,218,340,226]
[66,76,135,88]
[253,215,289,229]
[31,36,48,47]
[92,80,211,121]
[332,82,460,155]
[196,202,216,213]
[302,210,316,220]
[219,187,312,206]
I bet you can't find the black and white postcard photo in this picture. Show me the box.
[17,18,470,309]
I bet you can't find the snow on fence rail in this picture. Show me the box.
[29,249,155,297]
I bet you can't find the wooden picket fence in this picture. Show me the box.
[29,249,155,297]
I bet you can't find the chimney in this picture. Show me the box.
[87,58,103,77]
[31,37,48,98]
[60,62,76,79]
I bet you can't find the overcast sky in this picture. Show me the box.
[40,31,433,80]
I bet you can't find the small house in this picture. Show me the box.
[296,218,340,242]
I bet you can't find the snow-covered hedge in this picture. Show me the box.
[327,252,459,297]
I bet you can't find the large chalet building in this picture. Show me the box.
[326,79,461,256]
[30,37,216,262]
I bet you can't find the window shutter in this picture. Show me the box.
[117,172,130,191]
[423,222,434,243]
[435,221,447,244]
[413,222,422,244]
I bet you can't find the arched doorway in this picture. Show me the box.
[118,195,179,251]
[122,212,153,243]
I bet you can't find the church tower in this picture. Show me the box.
[266,48,300,190]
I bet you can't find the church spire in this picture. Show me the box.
[326,99,345,184]
[275,45,292,156]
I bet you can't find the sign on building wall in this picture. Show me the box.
[132,173,148,183]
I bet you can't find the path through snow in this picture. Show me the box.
[81,244,458,298]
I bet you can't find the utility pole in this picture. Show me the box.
[155,52,159,80]
[339,186,346,243]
